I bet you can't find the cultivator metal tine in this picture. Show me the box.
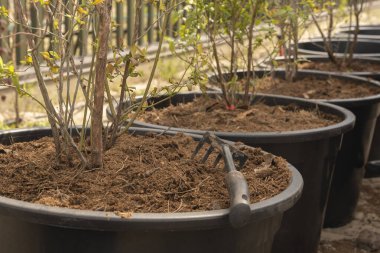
[201,146,214,163]
[191,136,207,160]
[213,153,223,168]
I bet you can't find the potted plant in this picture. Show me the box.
[0,0,304,252]
[297,0,380,58]
[113,1,356,253]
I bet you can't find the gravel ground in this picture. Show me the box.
[318,177,380,253]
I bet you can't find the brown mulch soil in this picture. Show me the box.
[255,76,380,100]
[139,96,341,132]
[0,132,290,214]
[299,59,380,73]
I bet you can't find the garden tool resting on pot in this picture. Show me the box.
[192,132,251,228]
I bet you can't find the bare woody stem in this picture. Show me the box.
[14,0,62,155]
[310,12,337,65]
[347,0,363,66]
[91,0,112,168]
[244,0,262,106]
[14,0,89,167]
[123,0,174,131]
[108,0,143,147]
[208,0,230,107]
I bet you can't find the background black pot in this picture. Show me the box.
[249,70,380,228]
[268,55,380,80]
[336,25,380,40]
[296,37,380,58]
[116,92,355,253]
[0,127,303,253]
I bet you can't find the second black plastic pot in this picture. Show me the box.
[114,92,355,253]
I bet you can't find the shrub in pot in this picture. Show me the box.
[299,0,380,58]
[0,1,304,252]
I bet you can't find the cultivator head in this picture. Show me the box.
[192,132,251,228]
[191,132,248,170]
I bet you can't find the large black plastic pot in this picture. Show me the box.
[251,70,380,228]
[114,92,355,253]
[296,37,380,58]
[0,127,303,253]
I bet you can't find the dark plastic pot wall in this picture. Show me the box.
[125,92,355,253]
[0,127,303,253]
[296,38,380,58]
[369,118,380,162]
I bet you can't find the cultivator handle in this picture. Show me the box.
[221,144,251,228]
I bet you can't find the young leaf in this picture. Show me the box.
[53,19,59,30]
[0,56,4,71]
[40,52,51,61]
[78,6,89,15]
[91,0,104,6]
[0,6,9,17]
[49,51,60,60]
[40,0,50,5]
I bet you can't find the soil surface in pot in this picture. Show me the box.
[318,177,380,253]
[255,76,380,99]
[0,132,290,213]
[139,97,340,132]
[298,60,380,72]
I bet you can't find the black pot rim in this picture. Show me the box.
[269,54,380,76]
[268,54,380,75]
[250,68,380,106]
[335,32,380,41]
[296,37,380,57]
[0,127,303,231]
[336,25,380,40]
[338,25,380,30]
[125,92,355,143]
